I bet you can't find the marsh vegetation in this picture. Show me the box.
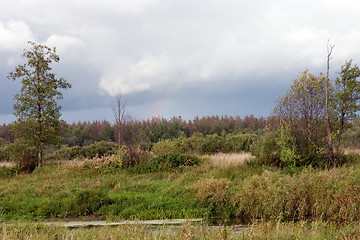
[2,42,360,238]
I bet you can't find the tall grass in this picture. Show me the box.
[1,221,360,239]
[232,166,360,222]
[203,152,254,167]
[2,153,360,225]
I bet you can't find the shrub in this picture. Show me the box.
[121,147,152,168]
[81,141,117,159]
[191,178,233,217]
[131,153,200,173]
[0,166,15,178]
[223,133,257,153]
[47,145,82,160]
[48,141,117,160]
[201,134,223,154]
[250,131,280,166]
[67,189,111,216]
[152,139,182,155]
[2,138,38,173]
[182,133,205,154]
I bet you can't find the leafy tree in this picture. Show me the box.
[333,60,360,150]
[275,70,327,157]
[8,41,71,167]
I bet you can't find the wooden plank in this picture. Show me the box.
[47,218,204,228]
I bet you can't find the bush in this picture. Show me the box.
[81,141,117,159]
[0,137,8,162]
[182,133,205,154]
[131,153,200,173]
[223,133,257,153]
[48,141,117,160]
[250,131,280,166]
[152,139,182,155]
[191,178,234,218]
[201,134,223,154]
[47,145,82,160]
[2,138,38,173]
[121,147,152,168]
[0,166,15,178]
[64,189,111,216]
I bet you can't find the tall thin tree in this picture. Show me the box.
[325,41,335,167]
[112,91,127,151]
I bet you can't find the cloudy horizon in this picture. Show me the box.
[1,0,360,124]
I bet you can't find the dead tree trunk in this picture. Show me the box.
[325,41,335,167]
[112,92,126,152]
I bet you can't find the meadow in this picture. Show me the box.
[1,152,360,239]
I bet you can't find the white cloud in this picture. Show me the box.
[0,20,34,51]
[80,0,161,16]
[44,34,84,54]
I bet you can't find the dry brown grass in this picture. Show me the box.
[0,162,15,167]
[343,148,360,155]
[203,152,254,167]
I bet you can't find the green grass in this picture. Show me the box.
[0,164,208,220]
[1,156,360,227]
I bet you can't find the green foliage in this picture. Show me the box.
[0,162,205,221]
[223,133,257,153]
[2,138,38,173]
[275,70,327,158]
[8,41,71,167]
[277,121,299,167]
[201,134,223,154]
[48,141,117,160]
[0,138,7,162]
[0,166,15,178]
[182,132,205,153]
[68,189,111,216]
[192,178,234,218]
[48,145,82,160]
[2,153,360,225]
[152,132,258,156]
[131,153,200,173]
[333,60,360,149]
[152,139,182,155]
[81,141,117,159]
[250,131,280,166]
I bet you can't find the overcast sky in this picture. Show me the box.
[1,0,360,124]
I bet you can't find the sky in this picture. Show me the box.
[1,0,360,124]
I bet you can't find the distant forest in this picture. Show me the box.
[0,115,268,148]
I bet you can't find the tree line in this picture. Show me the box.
[0,114,267,148]
[3,41,360,172]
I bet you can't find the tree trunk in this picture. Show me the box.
[325,42,335,167]
[38,149,43,167]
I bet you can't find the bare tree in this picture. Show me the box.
[112,91,127,150]
[325,41,335,167]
